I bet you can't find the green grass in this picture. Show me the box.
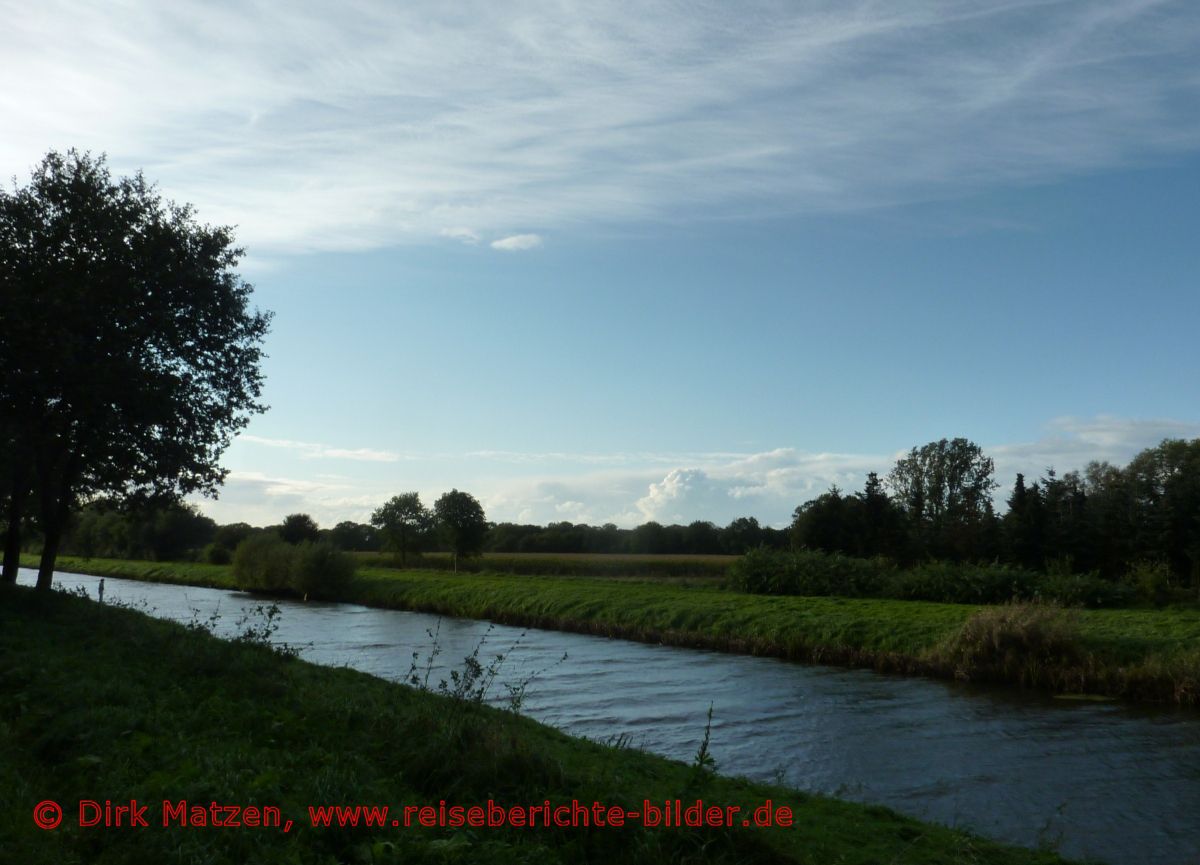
[27,554,1200,704]
[0,584,1078,864]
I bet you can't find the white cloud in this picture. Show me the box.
[440,226,480,244]
[3,1,1198,253]
[490,233,543,251]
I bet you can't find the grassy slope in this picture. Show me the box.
[0,585,1074,865]
[29,555,1200,703]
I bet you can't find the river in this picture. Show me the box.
[18,568,1200,864]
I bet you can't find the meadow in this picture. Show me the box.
[0,584,1077,864]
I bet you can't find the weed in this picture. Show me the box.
[935,603,1083,688]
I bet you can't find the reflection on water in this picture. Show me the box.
[19,569,1200,865]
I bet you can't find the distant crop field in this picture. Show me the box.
[352,550,736,580]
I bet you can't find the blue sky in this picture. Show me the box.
[3,0,1198,528]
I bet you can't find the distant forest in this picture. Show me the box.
[47,436,1200,586]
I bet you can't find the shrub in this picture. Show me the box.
[204,543,233,565]
[1036,572,1135,608]
[936,603,1083,687]
[232,534,295,592]
[291,541,356,600]
[728,548,892,597]
[1126,561,1172,608]
[887,561,1039,605]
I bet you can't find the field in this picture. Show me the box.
[0,583,1075,864]
[32,554,1200,705]
[354,551,736,581]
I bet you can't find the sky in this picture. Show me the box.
[3,0,1199,529]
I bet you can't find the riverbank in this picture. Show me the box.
[24,555,1200,705]
[0,584,1075,865]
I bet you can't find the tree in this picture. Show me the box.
[888,437,998,560]
[722,517,763,554]
[1003,473,1045,569]
[0,150,270,589]
[280,513,320,545]
[329,520,380,552]
[370,493,433,566]
[433,489,487,571]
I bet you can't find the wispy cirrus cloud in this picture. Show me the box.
[239,434,401,463]
[3,1,1198,253]
[490,233,543,251]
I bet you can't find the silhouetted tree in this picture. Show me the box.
[888,437,998,560]
[280,513,320,545]
[329,520,380,552]
[371,493,433,565]
[433,489,487,571]
[0,150,270,589]
[723,517,763,554]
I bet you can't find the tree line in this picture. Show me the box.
[792,436,1200,586]
[42,434,1200,592]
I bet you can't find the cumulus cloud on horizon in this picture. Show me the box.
[4,1,1199,253]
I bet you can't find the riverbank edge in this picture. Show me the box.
[24,555,1200,707]
[1,583,1076,865]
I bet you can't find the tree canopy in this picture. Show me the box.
[0,150,271,588]
[370,492,433,566]
[433,489,488,570]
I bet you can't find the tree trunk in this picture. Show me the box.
[36,519,60,591]
[35,444,75,592]
[2,480,27,583]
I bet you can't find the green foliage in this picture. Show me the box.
[887,561,1039,605]
[203,542,233,565]
[434,489,488,567]
[729,547,894,597]
[233,535,356,598]
[291,540,356,600]
[279,512,320,545]
[732,548,1136,608]
[371,492,433,565]
[65,500,216,561]
[1127,561,1172,608]
[1035,573,1135,609]
[232,533,295,592]
[0,149,270,587]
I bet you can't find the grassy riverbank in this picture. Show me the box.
[26,555,1200,705]
[0,585,1074,865]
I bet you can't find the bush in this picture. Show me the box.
[1126,561,1172,607]
[291,541,356,600]
[728,548,893,597]
[1036,572,1135,608]
[204,543,233,565]
[936,603,1083,686]
[887,561,1039,605]
[729,548,1137,607]
[232,534,295,592]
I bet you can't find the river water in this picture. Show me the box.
[18,568,1200,864]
